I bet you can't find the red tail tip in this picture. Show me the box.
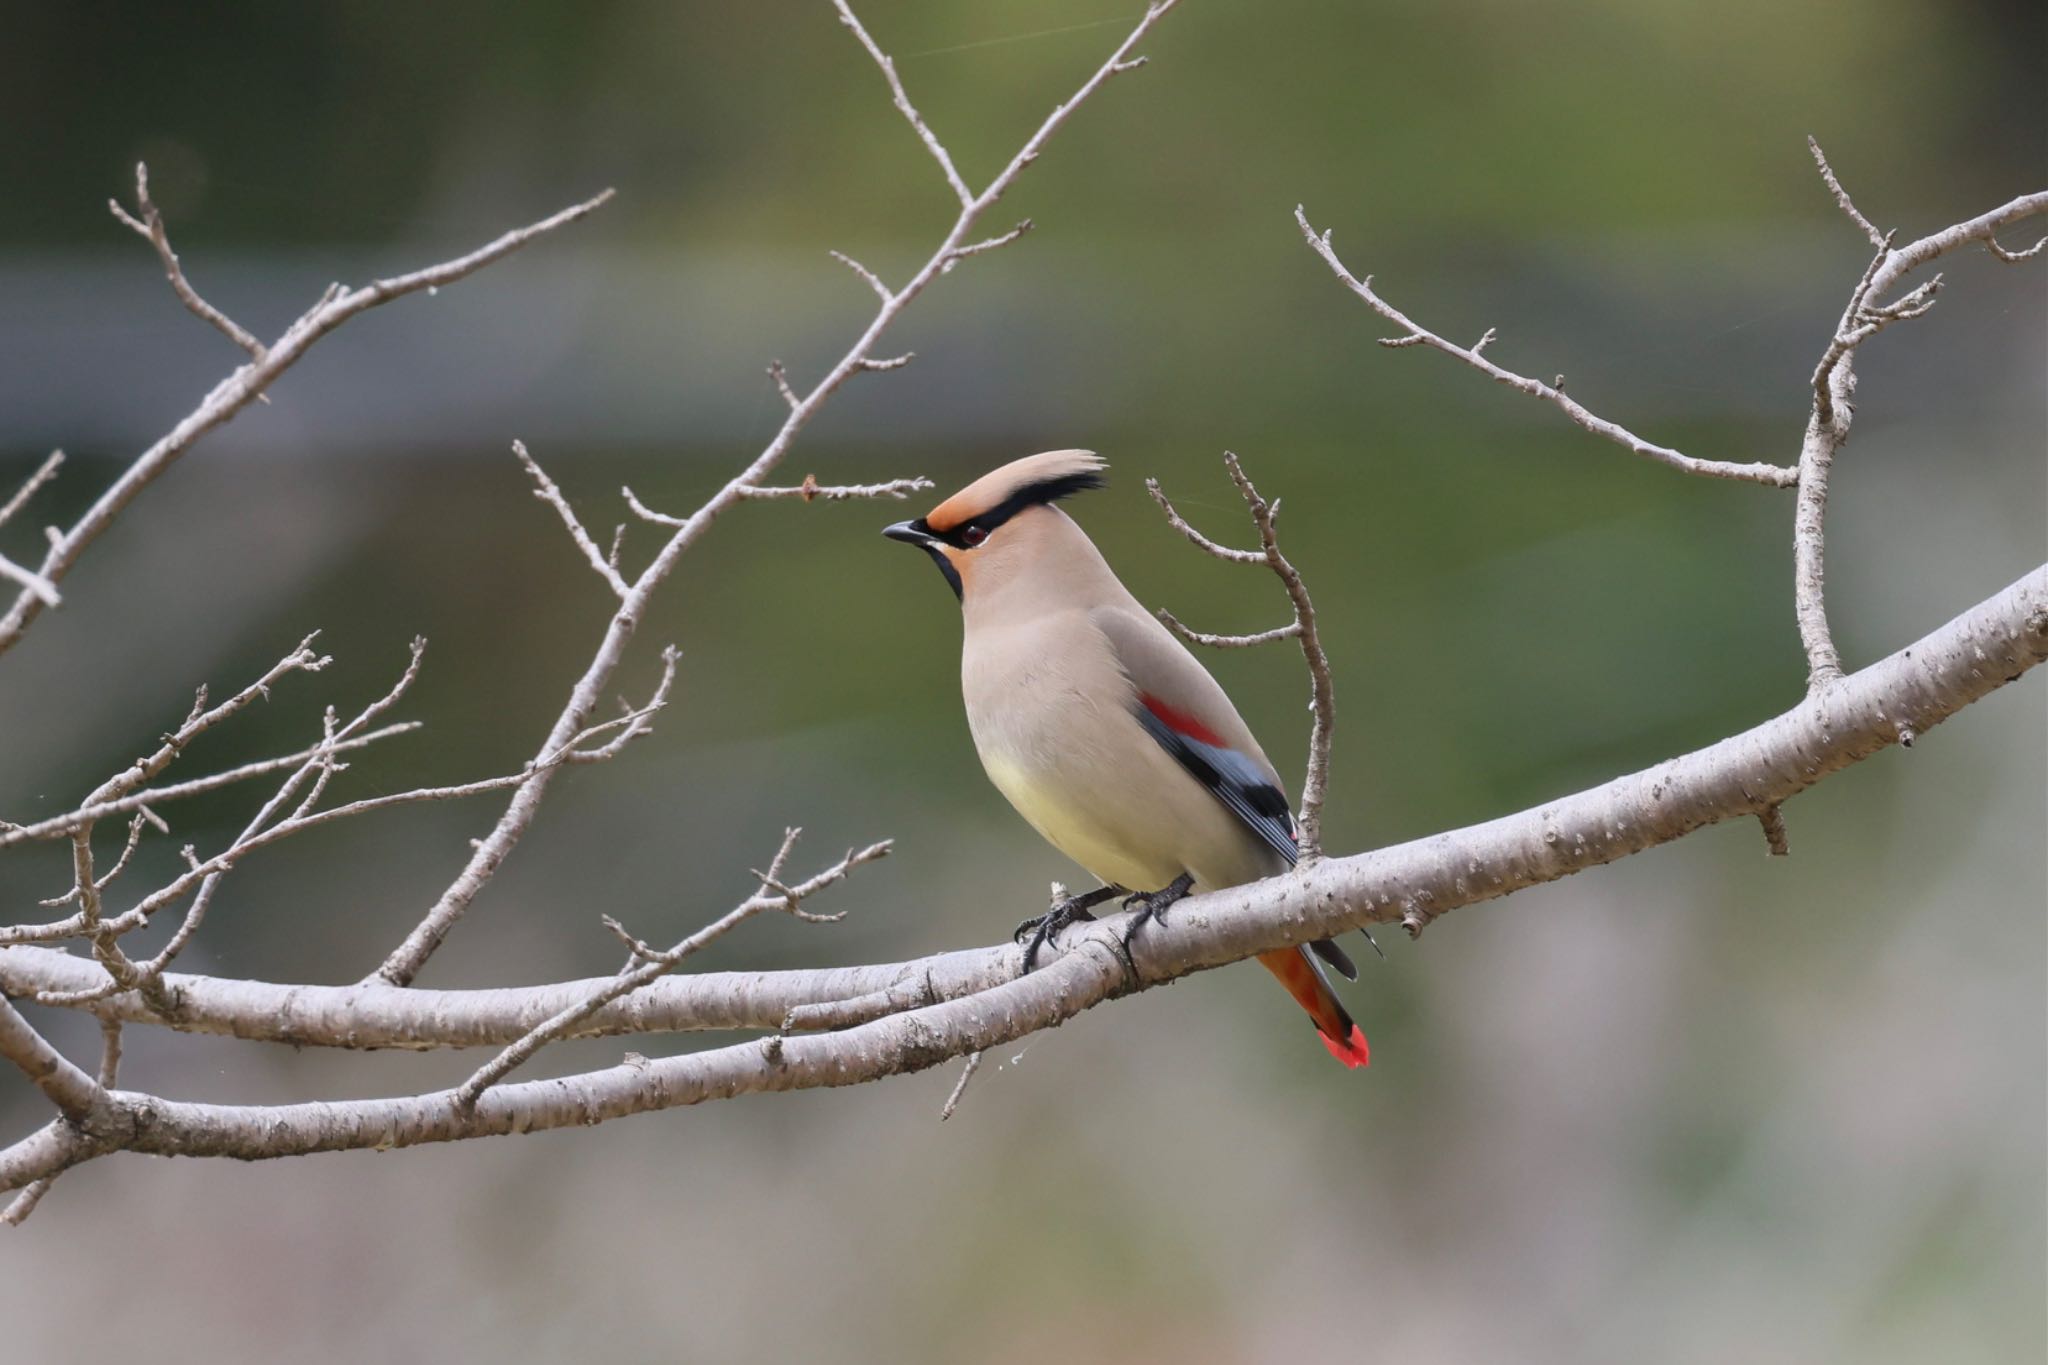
[1319,1024,1371,1069]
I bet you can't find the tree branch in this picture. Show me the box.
[0,450,64,531]
[108,161,267,361]
[833,0,976,209]
[0,1019,119,1226]
[0,995,104,1121]
[368,0,1182,988]
[512,441,632,600]
[0,553,61,609]
[3,558,2040,1191]
[1792,145,2047,692]
[5,563,2039,1072]
[452,831,887,1111]
[734,475,932,502]
[1147,454,1338,858]
[0,188,614,659]
[1294,206,1800,487]
[1805,136,1886,250]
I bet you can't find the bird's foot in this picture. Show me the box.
[1116,871,1196,973]
[1014,885,1122,973]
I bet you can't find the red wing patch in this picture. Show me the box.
[1138,693,1226,748]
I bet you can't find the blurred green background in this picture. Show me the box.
[1,3,2042,1361]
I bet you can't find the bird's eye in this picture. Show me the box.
[960,525,989,548]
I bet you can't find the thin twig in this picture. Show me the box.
[0,553,60,607]
[0,189,614,658]
[940,1050,983,1121]
[12,650,673,985]
[620,485,686,528]
[41,812,151,907]
[767,359,803,411]
[0,451,63,530]
[1146,481,1265,564]
[780,976,934,1033]
[1757,805,1789,857]
[734,476,932,503]
[1987,233,2047,262]
[1155,610,1300,649]
[1148,454,1339,857]
[0,724,418,849]
[452,832,889,1111]
[511,441,631,600]
[833,2,976,207]
[946,220,1033,264]
[1806,136,1887,249]
[9,634,330,984]
[829,251,893,303]
[109,163,268,361]
[1293,206,1800,487]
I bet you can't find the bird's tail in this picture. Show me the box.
[1257,948,1370,1069]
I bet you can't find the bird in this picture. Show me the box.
[882,449,1370,1068]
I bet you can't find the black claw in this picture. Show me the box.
[1117,871,1195,967]
[1016,885,1120,973]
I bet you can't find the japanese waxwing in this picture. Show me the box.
[883,450,1369,1068]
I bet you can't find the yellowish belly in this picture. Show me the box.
[980,753,1182,892]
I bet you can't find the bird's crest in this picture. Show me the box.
[923,449,1106,535]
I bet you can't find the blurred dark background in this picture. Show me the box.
[1,3,2042,1361]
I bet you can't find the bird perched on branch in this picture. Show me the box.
[883,450,1369,1068]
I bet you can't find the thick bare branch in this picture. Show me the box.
[369,0,1182,988]
[10,561,2037,1073]
[0,189,613,659]
[1294,206,1800,487]
[3,559,2043,1192]
[0,1019,121,1226]
[0,995,104,1121]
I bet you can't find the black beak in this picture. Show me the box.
[882,520,937,548]
[883,518,962,599]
